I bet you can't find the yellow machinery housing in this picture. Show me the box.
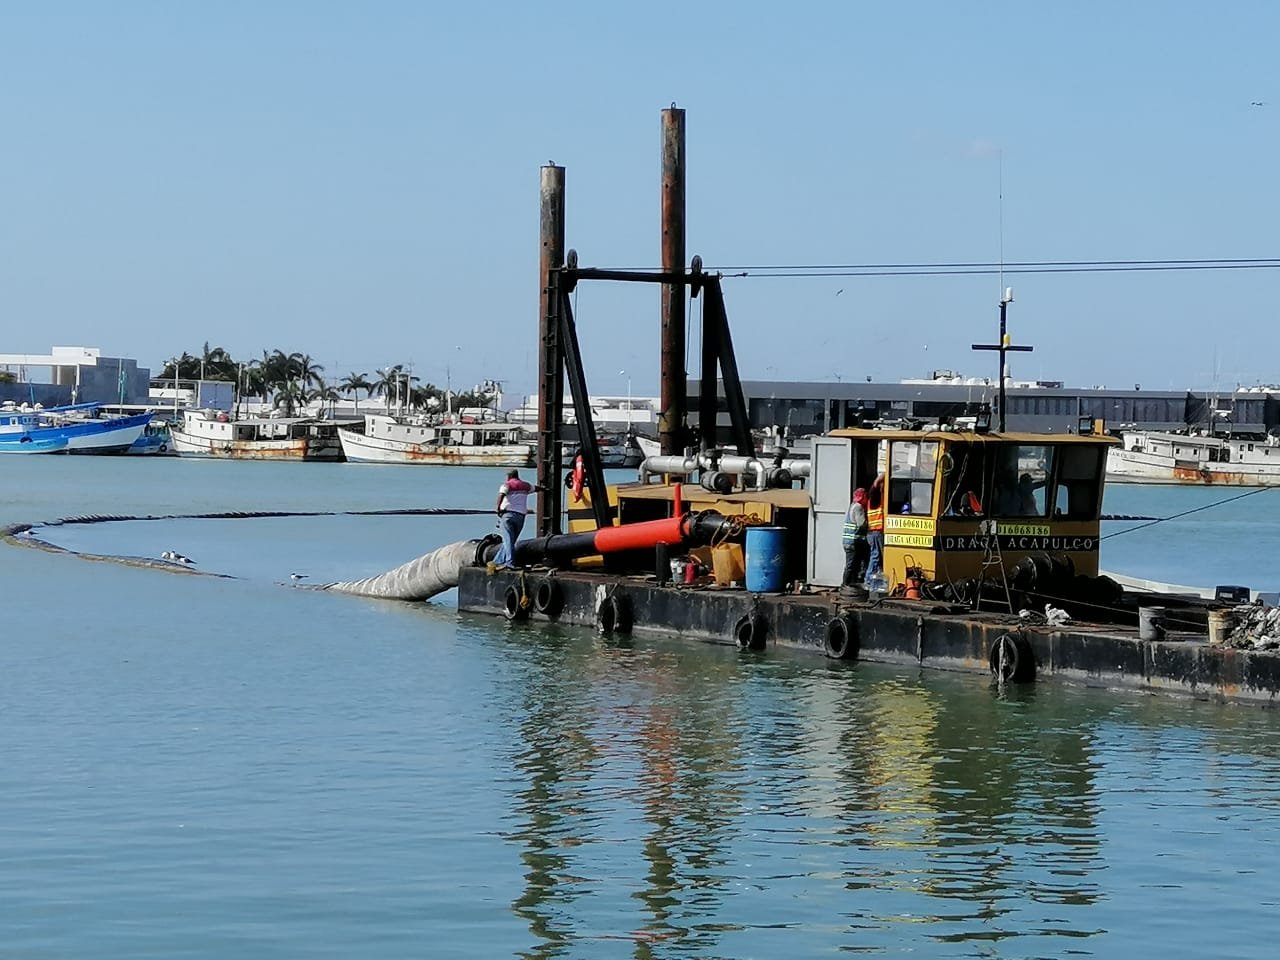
[815,428,1118,591]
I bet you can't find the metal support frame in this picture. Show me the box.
[557,272,614,532]
[537,268,565,535]
[545,260,754,519]
[537,164,566,537]
[697,276,754,456]
[660,107,687,457]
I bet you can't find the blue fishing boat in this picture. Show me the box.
[0,403,153,454]
[127,420,174,456]
[0,435,69,454]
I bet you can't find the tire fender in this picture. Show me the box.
[596,593,632,635]
[503,583,529,621]
[824,613,859,660]
[735,612,767,651]
[533,577,564,618]
[989,632,1035,683]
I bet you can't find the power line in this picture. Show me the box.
[721,259,1280,278]
[589,257,1280,278]
[716,257,1280,270]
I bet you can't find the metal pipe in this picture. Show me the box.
[641,454,698,477]
[643,449,810,488]
[659,106,686,456]
[537,164,566,536]
[713,454,767,490]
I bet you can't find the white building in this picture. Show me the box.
[0,346,152,406]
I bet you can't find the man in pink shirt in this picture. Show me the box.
[493,469,535,568]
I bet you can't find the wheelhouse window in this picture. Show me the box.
[993,444,1052,518]
[888,440,938,516]
[941,442,990,517]
[1053,444,1103,519]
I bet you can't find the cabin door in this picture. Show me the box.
[808,436,853,586]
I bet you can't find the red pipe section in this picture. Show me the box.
[593,515,690,553]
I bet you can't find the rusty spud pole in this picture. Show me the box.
[659,106,686,456]
[537,163,566,536]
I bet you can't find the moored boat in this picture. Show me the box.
[0,402,152,454]
[171,409,349,461]
[128,420,175,456]
[1106,429,1280,486]
[337,413,534,466]
[0,435,69,454]
[595,432,647,468]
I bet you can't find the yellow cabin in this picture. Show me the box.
[815,428,1118,590]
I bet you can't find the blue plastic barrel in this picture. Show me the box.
[744,526,786,593]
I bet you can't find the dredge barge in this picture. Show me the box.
[460,425,1280,704]
[457,108,1277,704]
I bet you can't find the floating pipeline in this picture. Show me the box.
[319,540,486,601]
[458,568,1280,705]
[2,507,739,603]
[1,508,491,593]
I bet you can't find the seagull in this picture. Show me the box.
[162,551,195,564]
[835,288,844,296]
[289,573,308,580]
[1251,100,1266,107]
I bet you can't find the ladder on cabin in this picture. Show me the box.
[972,519,1015,612]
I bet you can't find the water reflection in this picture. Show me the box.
[502,631,596,959]
[626,648,746,956]
[493,624,1280,957]
[501,629,752,957]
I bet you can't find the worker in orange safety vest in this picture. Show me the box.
[866,473,885,587]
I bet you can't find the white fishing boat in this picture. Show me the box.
[337,413,534,466]
[1106,430,1280,486]
[171,409,349,461]
[596,432,648,468]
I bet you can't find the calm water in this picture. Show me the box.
[2,457,1279,958]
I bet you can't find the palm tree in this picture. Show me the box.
[373,365,405,414]
[339,372,372,413]
[272,380,305,418]
[241,360,267,401]
[409,384,438,411]
[295,354,325,392]
[199,341,234,381]
[397,369,420,411]
[232,359,261,418]
[260,349,293,406]
[309,382,342,418]
[159,352,199,380]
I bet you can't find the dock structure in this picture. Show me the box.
[458,568,1280,705]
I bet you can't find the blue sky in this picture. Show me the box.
[2,1,1277,400]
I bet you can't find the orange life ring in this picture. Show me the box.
[571,455,585,503]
